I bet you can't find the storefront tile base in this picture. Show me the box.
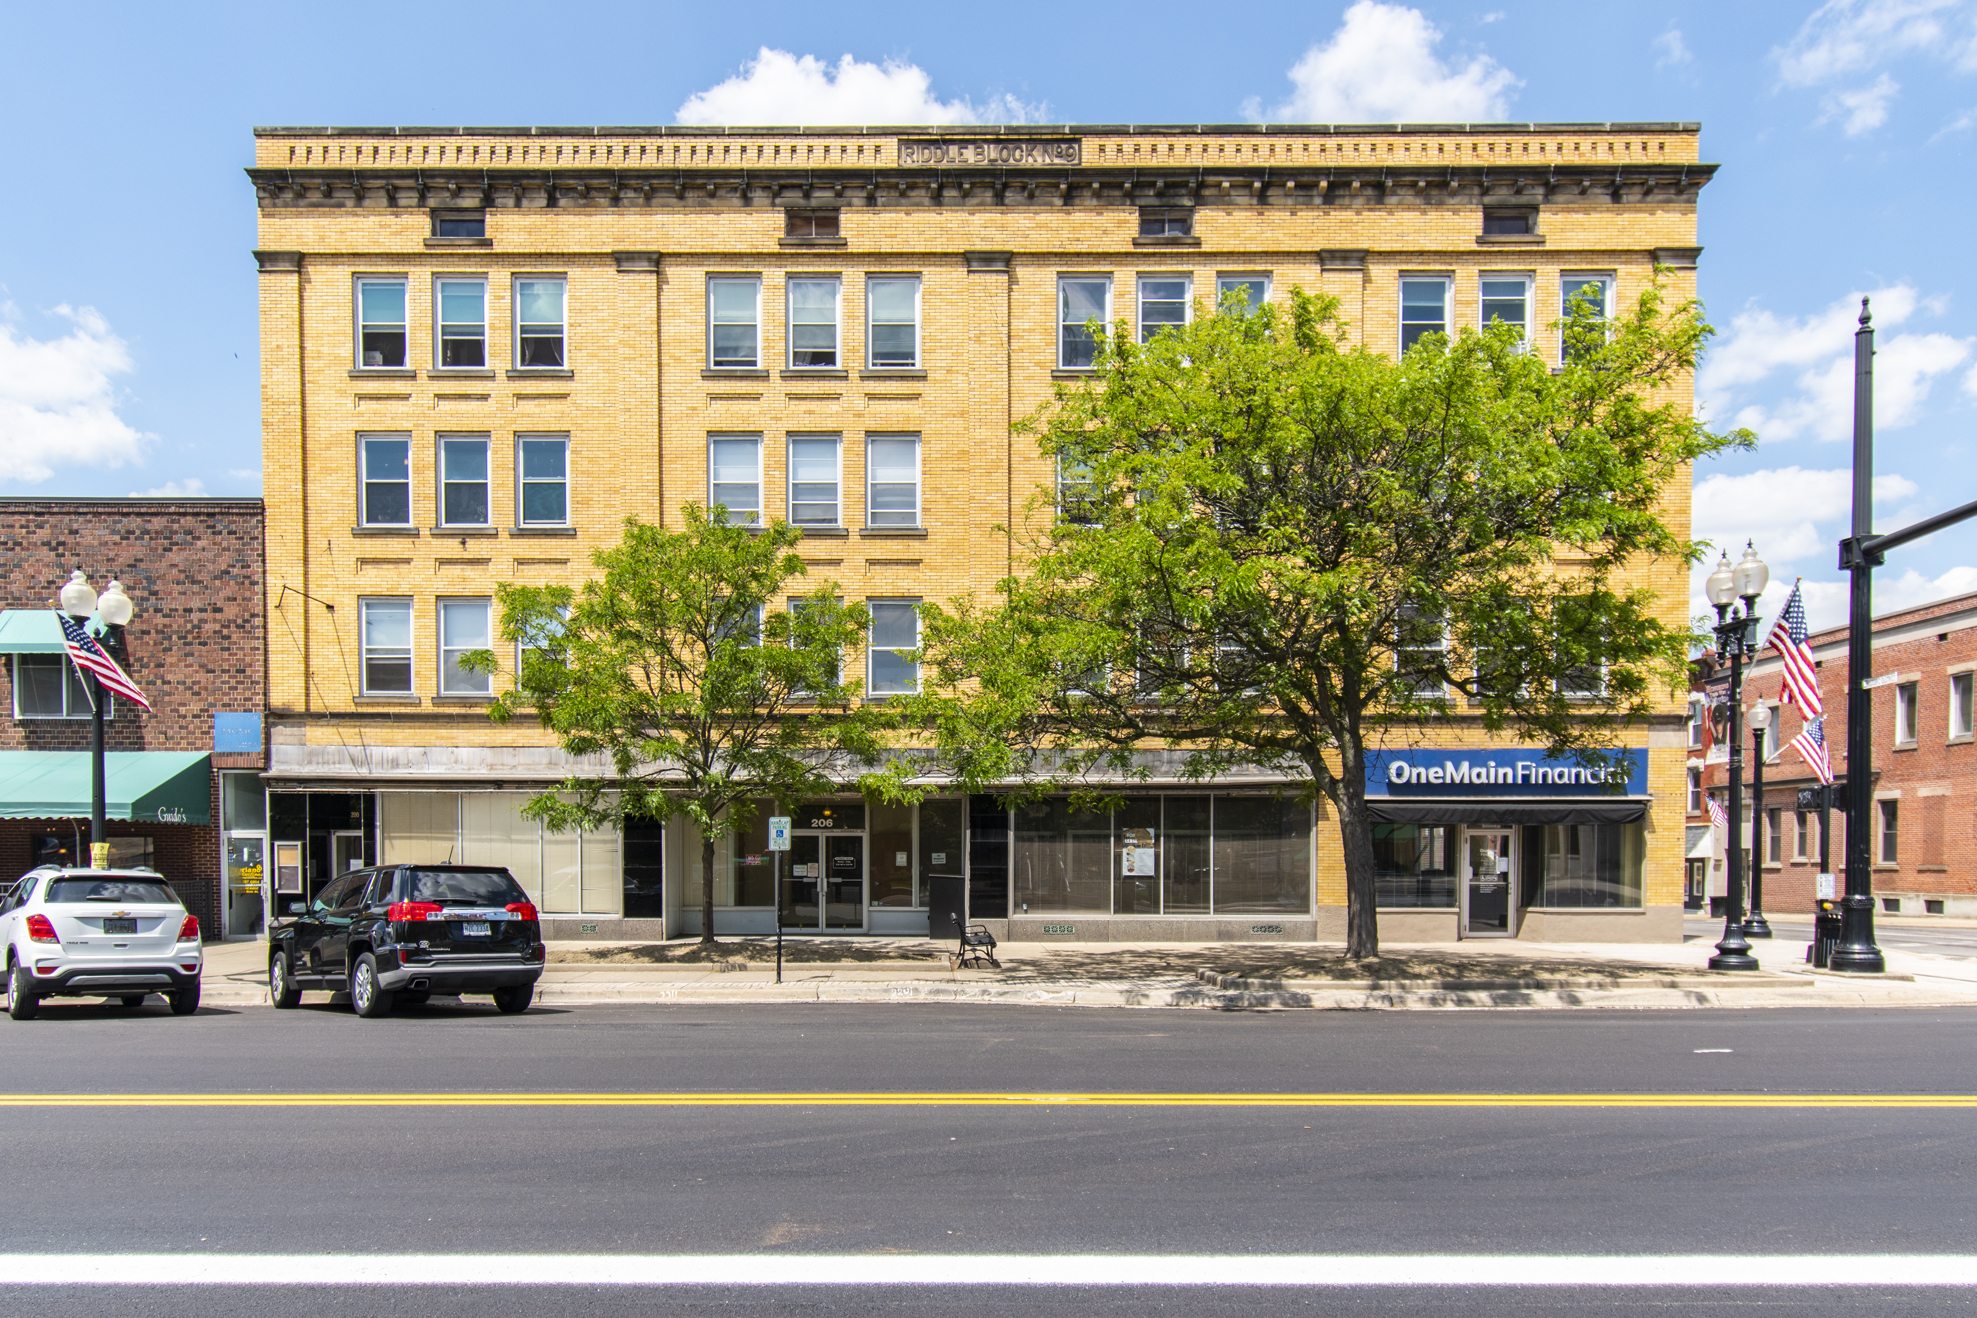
[1514,906,1684,943]
[1003,918,1324,943]
[540,917,669,942]
[1378,910,1460,941]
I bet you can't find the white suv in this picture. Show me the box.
[0,867,203,1019]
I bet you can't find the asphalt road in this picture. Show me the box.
[6,999,1977,1315]
[1684,916,1977,960]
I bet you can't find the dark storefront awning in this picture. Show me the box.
[1368,798,1649,826]
[0,752,211,824]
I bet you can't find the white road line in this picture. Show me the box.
[0,1255,1975,1287]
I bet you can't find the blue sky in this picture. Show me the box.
[3,0,1975,628]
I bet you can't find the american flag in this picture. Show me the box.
[1789,715,1833,785]
[56,612,150,710]
[1767,579,1823,719]
[1704,792,1727,830]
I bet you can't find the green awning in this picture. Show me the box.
[0,752,211,824]
[0,610,68,654]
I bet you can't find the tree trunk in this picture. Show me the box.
[700,834,718,946]
[1333,739,1381,961]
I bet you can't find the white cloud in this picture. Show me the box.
[0,303,150,484]
[1932,104,1977,137]
[1775,0,1967,86]
[1819,71,1902,134]
[676,49,1045,126]
[1654,28,1694,68]
[126,478,205,497]
[226,467,261,484]
[1247,1,1520,123]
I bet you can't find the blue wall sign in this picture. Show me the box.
[213,712,262,754]
[1365,747,1648,797]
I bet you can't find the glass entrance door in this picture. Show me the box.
[782,833,867,931]
[1461,828,1516,937]
[823,834,865,930]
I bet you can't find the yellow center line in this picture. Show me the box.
[0,1092,1971,1109]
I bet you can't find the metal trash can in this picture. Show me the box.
[1809,899,1843,968]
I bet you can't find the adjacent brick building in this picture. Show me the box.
[0,499,266,938]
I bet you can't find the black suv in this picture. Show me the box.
[267,865,545,1018]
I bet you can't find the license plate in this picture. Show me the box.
[102,919,137,935]
[459,921,491,937]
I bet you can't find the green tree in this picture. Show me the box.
[907,283,1748,959]
[467,506,893,944]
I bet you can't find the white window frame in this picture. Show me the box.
[1479,272,1532,345]
[1687,696,1706,749]
[433,276,488,369]
[866,433,921,528]
[1687,767,1702,815]
[1399,276,1451,354]
[354,276,408,370]
[1895,680,1919,747]
[1138,273,1191,343]
[707,276,762,369]
[358,433,413,528]
[1559,272,1615,363]
[10,654,113,721]
[515,606,569,684]
[1058,276,1111,370]
[358,597,415,696]
[515,433,570,528]
[436,434,492,528]
[438,597,494,697]
[1878,798,1899,865]
[1951,671,1974,739]
[1215,273,1270,315]
[786,275,841,369]
[1057,456,1097,526]
[707,433,762,526]
[867,598,922,698]
[787,433,842,527]
[512,276,567,369]
[866,275,921,369]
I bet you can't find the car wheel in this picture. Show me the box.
[351,954,392,1019]
[269,950,302,1009]
[168,982,201,1016]
[6,961,37,1021]
[493,984,534,1015]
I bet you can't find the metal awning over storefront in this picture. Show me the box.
[0,610,70,653]
[1367,798,1649,826]
[0,751,211,824]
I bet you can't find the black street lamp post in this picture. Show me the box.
[1745,703,1773,939]
[58,570,136,870]
[1706,542,1769,971]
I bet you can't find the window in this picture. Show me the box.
[868,599,921,696]
[1057,456,1098,526]
[789,595,842,693]
[1560,274,1614,362]
[708,277,761,368]
[788,277,841,368]
[1687,696,1706,749]
[1952,672,1974,738]
[866,435,920,527]
[788,434,841,525]
[516,435,568,527]
[1895,681,1919,746]
[1374,823,1455,908]
[1399,278,1449,353]
[1879,799,1899,864]
[1138,208,1193,238]
[1482,209,1533,235]
[1687,767,1702,815]
[1137,276,1189,343]
[1211,796,1314,913]
[867,276,920,368]
[11,655,111,720]
[1480,275,1530,343]
[1554,597,1607,699]
[431,210,485,239]
[355,278,407,368]
[715,602,764,648]
[438,435,490,526]
[360,598,413,695]
[1216,274,1269,315]
[1525,823,1644,908]
[708,435,761,525]
[1059,277,1110,369]
[516,606,568,683]
[1766,807,1783,864]
[435,278,486,368]
[439,599,493,696]
[1794,811,1811,860]
[785,210,840,239]
[514,278,566,368]
[1394,602,1445,696]
[359,434,411,526]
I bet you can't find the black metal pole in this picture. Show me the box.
[1746,720,1771,938]
[87,667,105,865]
[1834,300,1887,973]
[1711,626,1758,970]
[1819,783,1832,882]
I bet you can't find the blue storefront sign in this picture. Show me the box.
[1365,747,1648,797]
[213,712,262,754]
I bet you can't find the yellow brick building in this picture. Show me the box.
[251,122,1712,943]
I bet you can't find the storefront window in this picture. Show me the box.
[1162,796,1212,914]
[1522,823,1643,908]
[1013,798,1112,913]
[918,798,966,900]
[725,809,774,907]
[870,801,915,907]
[1211,797,1312,912]
[1373,823,1456,908]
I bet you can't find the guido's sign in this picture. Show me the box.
[1364,748,1648,797]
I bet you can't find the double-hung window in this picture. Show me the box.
[1399,278,1449,353]
[438,598,493,696]
[1879,799,1899,864]
[1216,274,1269,315]
[517,434,569,527]
[1687,768,1703,815]
[1794,811,1811,860]
[789,596,842,693]
[867,276,920,368]
[360,598,413,695]
[708,277,761,368]
[438,435,490,527]
[355,278,407,368]
[1555,597,1607,699]
[1057,456,1098,526]
[1560,274,1614,362]
[435,278,487,368]
[787,277,840,368]
[1687,696,1706,749]
[1952,672,1974,739]
[866,434,920,527]
[359,434,412,526]
[1059,277,1110,369]
[1895,681,1919,746]
[514,278,566,368]
[516,606,568,684]
[1480,275,1531,344]
[12,655,110,720]
[1138,275,1189,342]
[1394,602,1445,696]
[708,434,761,525]
[868,600,921,697]
[788,434,841,526]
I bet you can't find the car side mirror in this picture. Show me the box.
[286,901,305,914]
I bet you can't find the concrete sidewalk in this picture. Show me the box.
[188,934,1977,1011]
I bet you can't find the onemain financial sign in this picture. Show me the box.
[1366,748,1648,797]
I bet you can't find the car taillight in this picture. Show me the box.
[178,914,199,941]
[387,902,444,922]
[25,914,58,944]
[505,902,538,922]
